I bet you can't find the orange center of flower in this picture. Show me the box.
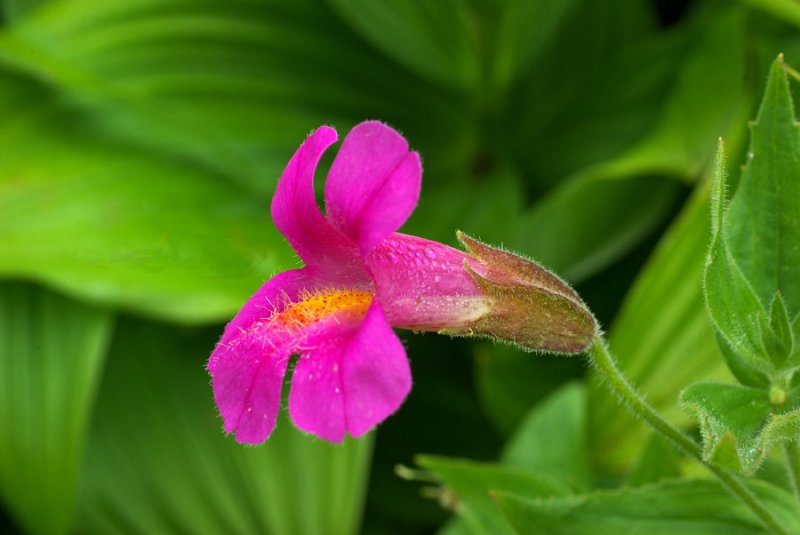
[273,289,374,330]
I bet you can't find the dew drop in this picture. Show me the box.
[387,252,399,264]
[424,247,436,259]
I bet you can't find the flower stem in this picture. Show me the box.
[783,442,800,507]
[587,334,789,535]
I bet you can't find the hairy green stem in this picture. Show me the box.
[783,442,800,507]
[588,334,789,535]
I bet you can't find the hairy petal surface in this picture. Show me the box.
[289,302,411,441]
[208,268,314,375]
[212,331,292,444]
[271,126,354,265]
[325,122,421,254]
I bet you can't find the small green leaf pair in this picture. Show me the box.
[685,55,800,474]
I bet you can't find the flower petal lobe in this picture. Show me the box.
[325,121,421,253]
[271,126,353,265]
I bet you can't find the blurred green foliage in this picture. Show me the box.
[2,0,800,533]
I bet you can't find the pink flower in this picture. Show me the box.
[208,121,595,444]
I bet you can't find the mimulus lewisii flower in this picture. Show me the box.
[208,121,595,444]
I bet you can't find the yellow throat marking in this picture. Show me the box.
[274,289,373,329]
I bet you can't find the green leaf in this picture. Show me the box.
[486,0,580,93]
[0,0,466,192]
[78,317,372,535]
[326,0,481,90]
[715,332,771,389]
[508,5,749,282]
[681,381,800,475]
[407,166,525,247]
[705,141,773,371]
[474,343,583,434]
[766,291,794,365]
[604,6,749,181]
[500,383,590,491]
[416,456,570,535]
[625,435,682,487]
[510,175,680,283]
[742,0,800,28]
[493,478,800,534]
[0,106,285,322]
[0,282,112,535]
[588,185,732,474]
[415,384,587,534]
[727,56,800,315]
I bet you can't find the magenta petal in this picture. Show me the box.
[288,325,349,442]
[366,234,486,330]
[209,268,313,375]
[288,302,411,441]
[324,121,421,254]
[271,126,354,265]
[212,332,291,444]
[341,302,411,437]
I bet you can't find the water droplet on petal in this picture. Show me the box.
[424,247,436,259]
[387,252,399,264]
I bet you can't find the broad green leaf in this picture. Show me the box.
[681,382,800,475]
[326,0,481,90]
[0,282,112,535]
[602,6,748,181]
[494,478,800,534]
[474,343,583,434]
[727,56,800,315]
[416,456,570,535]
[588,184,732,473]
[500,383,590,491]
[742,0,800,27]
[510,175,680,283]
[625,435,681,486]
[328,0,580,95]
[504,0,661,185]
[407,166,525,247]
[486,0,580,94]
[0,0,467,194]
[509,6,748,282]
[419,384,587,535]
[78,317,372,535]
[1,0,46,22]
[0,101,284,322]
[705,141,773,371]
